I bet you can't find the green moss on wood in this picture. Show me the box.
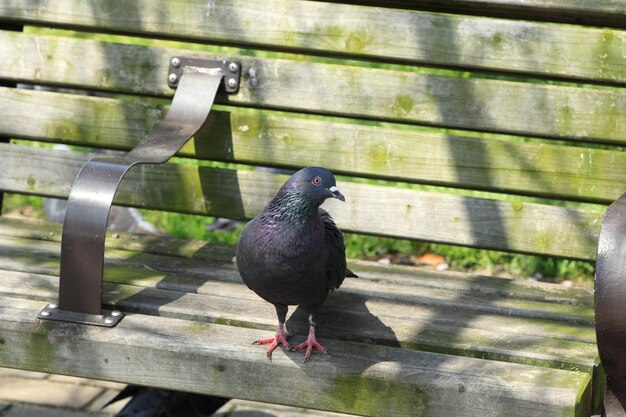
[330,374,429,416]
[213,317,261,330]
[345,30,372,53]
[492,32,504,48]
[392,95,414,116]
[26,176,36,191]
[186,321,211,335]
[592,363,606,414]
[26,323,56,373]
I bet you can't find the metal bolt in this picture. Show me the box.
[111,310,122,317]
[227,78,238,88]
[228,62,239,73]
[171,57,181,68]
[40,310,51,317]
[168,73,178,84]
[48,303,58,309]
[104,317,114,325]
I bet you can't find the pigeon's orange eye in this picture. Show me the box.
[311,176,322,186]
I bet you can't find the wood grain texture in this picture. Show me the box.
[212,399,353,417]
[1,0,624,84]
[1,32,624,143]
[0,228,598,374]
[0,144,603,259]
[0,3,611,414]
[2,87,626,203]
[351,0,626,28]
[0,217,598,415]
[0,217,595,309]
[0,295,592,417]
[0,258,599,374]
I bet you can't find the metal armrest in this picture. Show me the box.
[595,192,626,416]
[38,58,241,327]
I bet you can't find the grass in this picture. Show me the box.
[1,192,594,285]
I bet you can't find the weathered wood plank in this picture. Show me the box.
[0,232,596,325]
[0,216,237,264]
[0,216,603,411]
[0,217,597,308]
[212,399,353,417]
[0,264,599,374]
[1,0,624,84]
[2,87,626,203]
[0,261,598,374]
[0,144,603,259]
[0,216,596,311]
[352,0,626,29]
[1,32,624,143]
[0,296,593,416]
[0,219,599,374]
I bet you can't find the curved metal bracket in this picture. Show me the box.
[38,60,241,327]
[595,192,626,416]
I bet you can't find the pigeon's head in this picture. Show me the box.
[288,166,345,206]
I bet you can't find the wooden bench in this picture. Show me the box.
[0,1,624,415]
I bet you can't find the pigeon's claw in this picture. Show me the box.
[293,325,327,363]
[253,323,293,360]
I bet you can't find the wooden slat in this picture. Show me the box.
[0,231,597,327]
[2,87,626,204]
[0,217,595,310]
[0,295,592,417]
[1,32,625,144]
[0,230,598,373]
[0,248,598,372]
[0,217,601,414]
[0,144,603,259]
[0,217,597,311]
[1,0,624,84]
[352,0,626,29]
[212,399,352,417]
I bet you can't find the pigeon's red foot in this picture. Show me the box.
[254,323,293,359]
[293,325,327,363]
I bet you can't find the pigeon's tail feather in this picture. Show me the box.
[346,268,358,278]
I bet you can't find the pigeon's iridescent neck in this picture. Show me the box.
[262,184,319,226]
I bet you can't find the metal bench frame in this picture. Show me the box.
[595,193,626,415]
[37,58,241,327]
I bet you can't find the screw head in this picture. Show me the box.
[227,78,238,88]
[40,310,51,317]
[104,317,114,325]
[228,62,239,73]
[48,303,58,309]
[171,57,181,68]
[111,310,122,317]
[168,73,178,84]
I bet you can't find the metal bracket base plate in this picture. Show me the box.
[168,57,241,92]
[38,304,124,327]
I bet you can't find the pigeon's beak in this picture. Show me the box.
[329,185,345,202]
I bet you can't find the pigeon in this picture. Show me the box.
[236,167,356,362]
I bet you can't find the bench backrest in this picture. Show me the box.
[1,1,625,262]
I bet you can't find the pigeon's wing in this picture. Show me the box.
[320,208,354,291]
